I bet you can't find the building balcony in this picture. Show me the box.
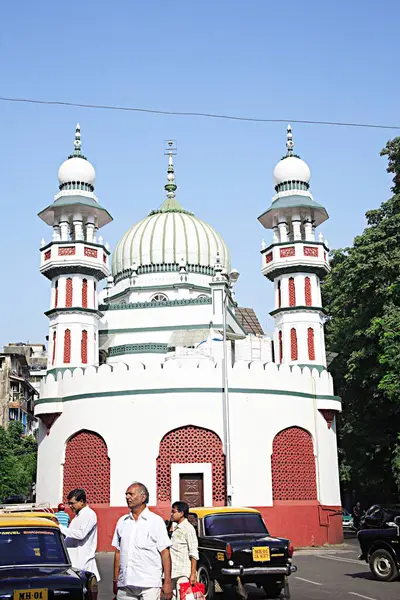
[40,240,110,280]
[9,398,27,410]
[261,240,330,281]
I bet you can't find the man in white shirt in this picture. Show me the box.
[59,488,100,581]
[112,482,173,600]
[170,501,199,597]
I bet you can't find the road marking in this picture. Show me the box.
[349,593,378,600]
[317,554,365,565]
[294,577,322,586]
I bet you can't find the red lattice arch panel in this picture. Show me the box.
[290,328,298,361]
[304,277,312,306]
[272,427,317,500]
[157,426,226,504]
[63,430,110,504]
[288,277,296,307]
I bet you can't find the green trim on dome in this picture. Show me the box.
[187,213,201,263]
[162,212,169,263]
[139,216,153,264]
[197,218,211,264]
[178,212,189,259]
[150,213,163,263]
[172,212,177,263]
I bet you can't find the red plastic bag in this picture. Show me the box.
[179,582,206,600]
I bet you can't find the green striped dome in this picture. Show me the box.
[112,204,230,277]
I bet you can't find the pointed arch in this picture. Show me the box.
[156,425,226,505]
[63,429,110,504]
[272,427,317,500]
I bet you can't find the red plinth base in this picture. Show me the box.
[87,501,342,552]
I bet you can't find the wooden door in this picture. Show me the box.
[179,473,204,507]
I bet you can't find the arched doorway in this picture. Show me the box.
[271,427,317,500]
[156,426,226,506]
[63,430,110,504]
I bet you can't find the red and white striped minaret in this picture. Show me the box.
[258,125,330,368]
[38,125,113,372]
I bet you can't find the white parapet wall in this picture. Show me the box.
[35,359,341,508]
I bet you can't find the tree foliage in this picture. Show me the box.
[0,422,37,502]
[323,137,400,503]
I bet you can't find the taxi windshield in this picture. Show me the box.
[0,527,68,567]
[204,513,268,536]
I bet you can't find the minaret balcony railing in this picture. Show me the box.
[40,240,109,279]
[261,240,329,280]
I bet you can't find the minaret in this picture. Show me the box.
[38,125,113,371]
[258,125,329,368]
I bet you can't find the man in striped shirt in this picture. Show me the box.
[170,502,199,598]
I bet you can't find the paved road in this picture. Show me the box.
[97,535,399,600]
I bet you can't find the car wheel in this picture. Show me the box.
[263,582,283,599]
[197,563,215,600]
[369,549,399,582]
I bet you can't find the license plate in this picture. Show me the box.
[252,546,270,562]
[13,590,48,600]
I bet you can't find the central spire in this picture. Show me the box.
[68,123,87,160]
[286,124,294,156]
[158,141,186,213]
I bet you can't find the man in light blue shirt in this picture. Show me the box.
[55,503,70,528]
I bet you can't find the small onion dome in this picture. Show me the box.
[57,124,96,190]
[272,124,311,190]
[273,155,311,187]
[58,156,96,188]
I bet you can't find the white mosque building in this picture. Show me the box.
[35,125,342,550]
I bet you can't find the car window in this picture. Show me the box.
[204,513,268,536]
[0,527,69,566]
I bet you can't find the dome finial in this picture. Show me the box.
[286,124,294,156]
[73,123,82,156]
[67,123,87,161]
[164,140,177,202]
[164,141,177,201]
[156,140,186,213]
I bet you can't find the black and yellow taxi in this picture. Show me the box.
[188,507,296,600]
[0,512,98,600]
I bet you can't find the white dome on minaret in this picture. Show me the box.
[272,125,311,187]
[57,124,96,189]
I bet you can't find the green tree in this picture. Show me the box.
[0,422,37,502]
[323,137,400,503]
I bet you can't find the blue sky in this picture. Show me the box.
[0,0,399,348]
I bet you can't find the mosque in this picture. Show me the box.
[35,125,342,550]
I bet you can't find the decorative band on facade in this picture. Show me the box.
[100,297,212,311]
[108,343,168,356]
[113,263,216,284]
